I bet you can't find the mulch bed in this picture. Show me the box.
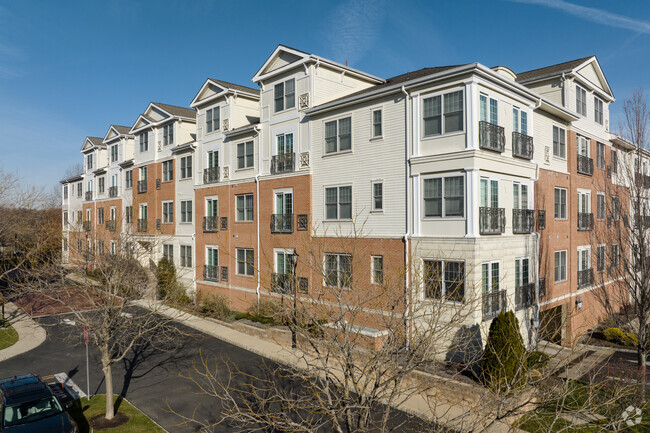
[89,412,130,430]
[13,287,98,317]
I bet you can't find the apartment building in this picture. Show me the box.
[61,45,632,350]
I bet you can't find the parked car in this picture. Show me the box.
[0,374,78,432]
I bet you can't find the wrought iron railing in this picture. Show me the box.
[516,282,536,310]
[479,207,505,235]
[82,221,91,231]
[137,180,147,193]
[85,191,93,201]
[203,167,220,184]
[538,278,546,298]
[272,272,295,294]
[512,132,534,160]
[512,209,535,234]
[577,212,594,231]
[483,290,507,321]
[137,219,147,232]
[635,172,650,189]
[577,268,594,288]
[105,220,116,231]
[271,153,295,174]
[537,210,546,231]
[203,216,219,232]
[577,154,593,176]
[271,214,294,233]
[108,186,118,198]
[203,265,219,282]
[479,121,505,153]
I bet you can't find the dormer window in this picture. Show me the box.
[274,78,295,113]
[163,124,174,146]
[139,132,149,152]
[594,97,604,125]
[206,107,220,133]
[87,154,93,170]
[576,85,587,116]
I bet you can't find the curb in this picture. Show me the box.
[0,302,47,362]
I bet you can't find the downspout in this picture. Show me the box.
[401,85,411,350]
[560,73,566,108]
[255,126,262,307]
[532,98,542,349]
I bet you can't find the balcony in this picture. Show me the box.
[577,212,594,231]
[271,272,295,294]
[515,282,535,310]
[271,153,295,174]
[512,132,534,160]
[105,220,116,231]
[108,186,118,198]
[577,268,594,288]
[137,180,147,194]
[577,154,593,176]
[479,207,505,235]
[271,214,294,233]
[137,219,147,232]
[203,265,219,282]
[85,191,93,201]
[479,121,505,153]
[82,221,91,231]
[203,167,220,184]
[635,172,650,189]
[538,278,546,298]
[512,209,535,234]
[203,216,218,233]
[482,290,506,321]
[635,214,650,227]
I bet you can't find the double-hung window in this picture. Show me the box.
[597,245,606,272]
[110,206,116,221]
[163,123,174,146]
[479,94,498,125]
[180,200,192,223]
[274,78,295,112]
[324,253,352,288]
[77,183,82,197]
[125,170,132,188]
[576,85,587,116]
[162,201,173,223]
[236,248,255,276]
[372,109,382,138]
[180,156,192,179]
[236,194,254,221]
[482,261,500,295]
[594,97,604,125]
[514,258,530,308]
[424,260,465,302]
[139,132,148,152]
[372,182,383,211]
[555,250,567,282]
[611,244,619,268]
[577,135,590,158]
[480,179,499,209]
[162,160,173,182]
[612,149,618,173]
[325,117,351,153]
[98,177,105,194]
[325,186,352,220]
[97,208,104,225]
[111,145,118,162]
[612,196,619,220]
[596,142,605,169]
[139,166,147,182]
[206,107,220,133]
[371,255,383,285]
[180,245,192,268]
[125,206,132,224]
[597,193,605,220]
[578,191,591,217]
[163,244,174,263]
[423,90,464,137]
[513,183,529,210]
[553,126,566,158]
[87,154,93,170]
[512,107,528,135]
[237,141,254,169]
[424,176,464,217]
[554,187,567,219]
[207,246,218,267]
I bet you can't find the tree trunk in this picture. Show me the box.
[102,356,114,420]
[639,350,647,403]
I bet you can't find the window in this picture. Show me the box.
[77,211,82,223]
[139,132,149,152]
[274,78,295,112]
[180,156,192,179]
[275,250,294,275]
[207,246,218,267]
[63,186,68,200]
[576,85,587,116]
[110,241,117,255]
[482,261,500,294]
[553,126,566,158]
[596,142,605,169]
[163,244,174,263]
[125,170,132,189]
[577,135,590,157]
[162,160,173,182]
[77,183,82,197]
[276,133,293,157]
[139,166,147,181]
[597,193,605,220]
[424,176,465,217]
[206,198,218,219]
[578,248,591,274]
[594,97,604,125]
[237,141,254,169]
[423,90,464,137]
[275,191,292,215]
[578,191,591,215]
[236,248,255,276]
[597,245,606,272]
[87,154,93,170]
[180,200,192,223]
[513,183,529,210]
[480,178,499,209]
[371,255,383,284]
[180,245,192,268]
[111,145,118,162]
[162,201,173,223]
[513,107,528,135]
[479,94,498,125]
[425,260,465,301]
[63,238,68,252]
[125,206,132,224]
[515,258,530,308]
[139,203,147,220]
[325,117,351,153]
[97,208,104,225]
[554,250,567,282]
[77,239,82,253]
[324,253,352,288]
[206,150,218,170]
[372,109,382,138]
[325,186,352,220]
[98,177,105,194]
[611,244,619,268]
[63,211,68,225]
[98,240,104,256]
[111,174,118,189]
[612,196,619,220]
[86,209,91,223]
[206,107,220,133]
[110,206,116,221]
[372,182,383,211]
[612,149,618,173]
[163,123,173,146]
[554,188,567,219]
[236,194,254,221]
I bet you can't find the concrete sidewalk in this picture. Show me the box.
[0,302,46,362]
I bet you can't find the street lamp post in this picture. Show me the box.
[291,252,299,350]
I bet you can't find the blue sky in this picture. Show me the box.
[0,0,648,190]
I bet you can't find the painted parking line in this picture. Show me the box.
[53,372,86,399]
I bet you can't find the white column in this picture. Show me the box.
[412,173,420,236]
[465,79,479,150]
[411,94,420,158]
[465,168,479,237]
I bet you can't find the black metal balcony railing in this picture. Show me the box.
[577,154,594,176]
[577,212,594,231]
[578,268,594,288]
[220,266,229,282]
[512,132,534,160]
[203,167,220,184]
[537,210,546,231]
[137,219,147,232]
[137,180,147,194]
[271,272,295,294]
[108,186,118,198]
[516,282,536,310]
[538,278,546,298]
[271,214,294,233]
[297,214,309,231]
[105,220,116,231]
[271,153,295,174]
[635,172,650,189]
[203,216,218,232]
[479,207,506,235]
[483,290,507,321]
[203,265,219,282]
[82,221,91,231]
[635,214,650,227]
[220,217,228,231]
[85,191,93,201]
[479,121,505,153]
[512,209,535,234]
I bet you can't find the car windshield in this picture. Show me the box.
[3,396,63,427]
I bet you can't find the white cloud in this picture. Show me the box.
[510,0,650,34]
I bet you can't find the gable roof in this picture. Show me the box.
[190,78,260,108]
[516,55,594,82]
[80,136,104,152]
[209,79,259,95]
[151,102,196,119]
[112,125,131,135]
[103,124,133,142]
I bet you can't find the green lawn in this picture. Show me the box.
[0,323,18,350]
[68,395,164,433]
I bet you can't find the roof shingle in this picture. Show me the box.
[152,102,196,119]
[209,79,260,95]
[516,56,594,82]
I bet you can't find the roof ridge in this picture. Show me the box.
[517,55,594,78]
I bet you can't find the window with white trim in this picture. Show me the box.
[274,78,295,112]
[479,94,498,124]
[577,135,590,157]
[97,208,104,225]
[611,244,619,269]
[207,246,218,267]
[324,253,352,289]
[110,241,116,255]
[139,166,147,182]
[111,145,118,162]
[163,123,174,146]
[372,182,383,211]
[611,196,619,220]
[578,190,591,215]
[553,126,566,158]
[162,201,173,223]
[372,109,382,138]
[110,206,116,221]
[514,257,530,308]
[594,97,603,125]
[236,194,254,221]
[236,248,254,276]
[162,160,173,182]
[554,250,567,282]
[180,156,192,179]
[325,117,351,153]
[325,186,352,220]
[139,203,147,220]
[578,247,591,274]
[424,176,464,217]
[513,183,529,210]
[125,170,132,189]
[139,132,148,152]
[423,90,464,137]
[482,261,500,294]
[597,244,605,272]
[206,107,220,133]
[480,178,499,209]
[597,193,605,220]
[371,255,383,285]
[554,187,567,219]
[596,142,606,169]
[98,177,105,194]
[513,107,528,135]
[163,244,174,263]
[180,245,192,268]
[87,154,93,170]
[125,206,132,224]
[576,85,587,116]
[237,141,254,169]
[425,259,465,302]
[180,200,192,223]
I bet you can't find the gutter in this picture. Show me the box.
[254,125,262,307]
